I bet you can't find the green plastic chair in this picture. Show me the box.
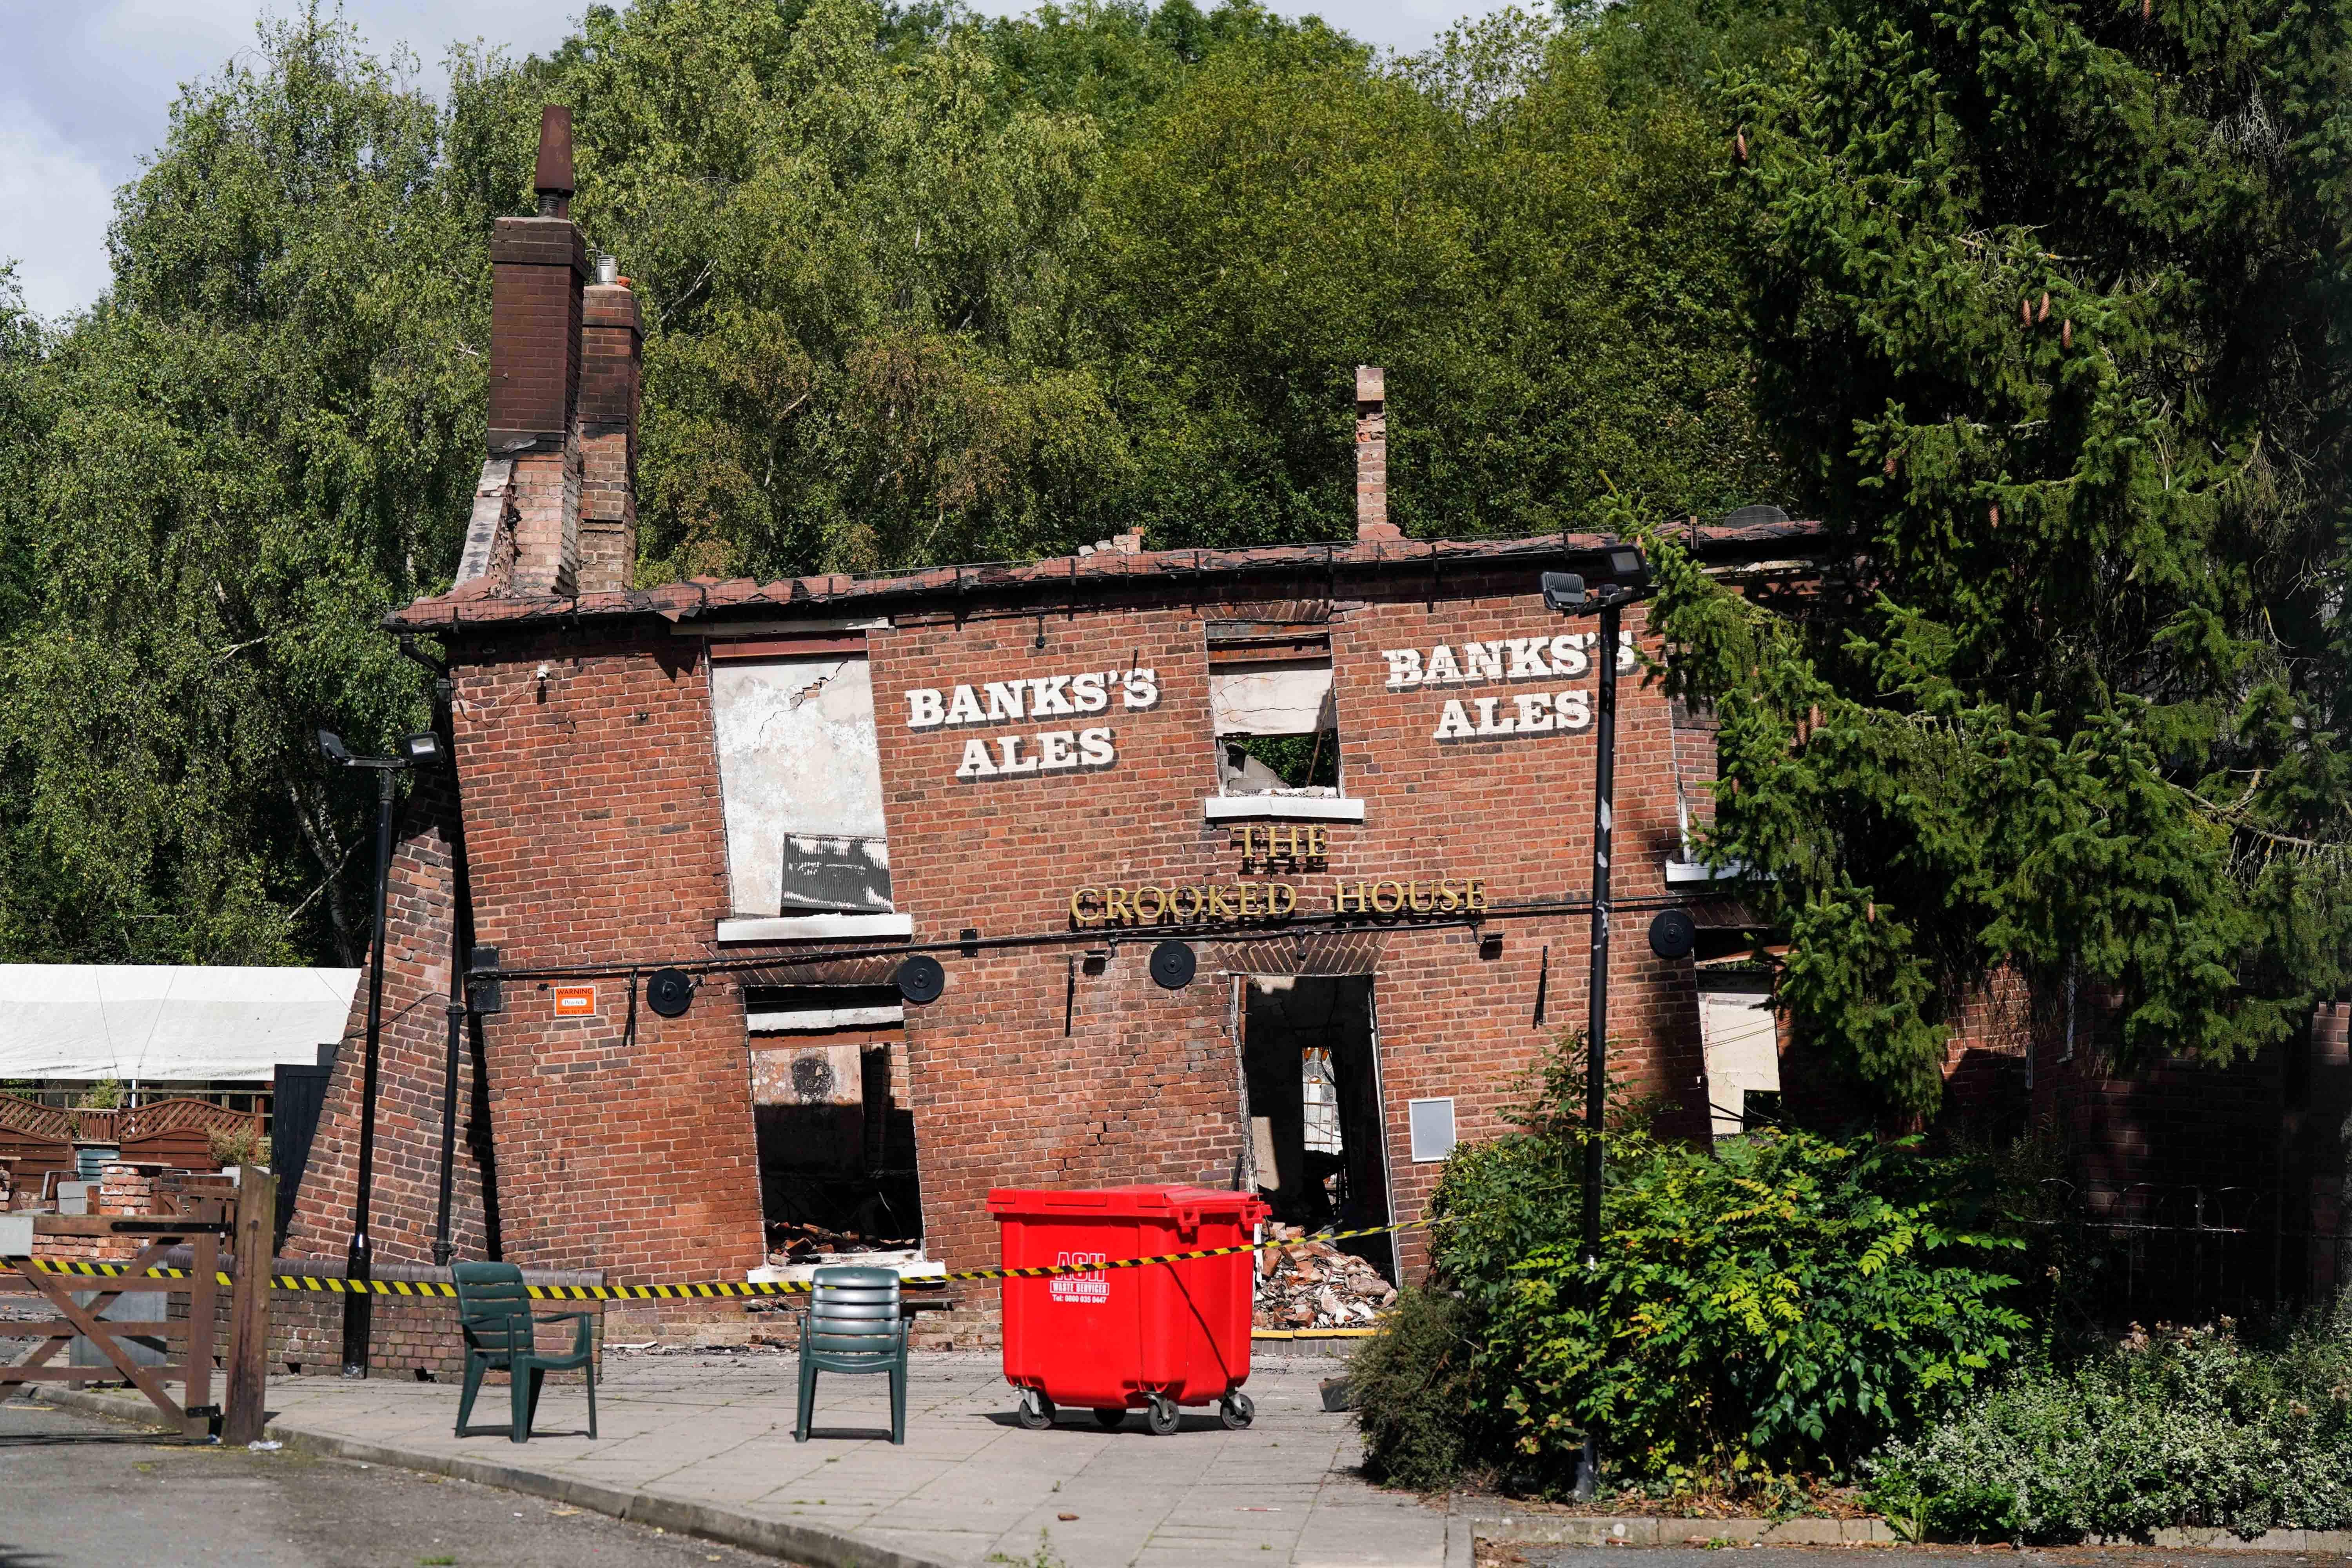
[452,1261,597,1443]
[795,1265,907,1445]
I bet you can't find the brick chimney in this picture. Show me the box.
[577,255,641,594]
[487,105,588,596]
[1356,365,1401,542]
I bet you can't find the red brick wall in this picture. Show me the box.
[445,632,762,1285]
[868,587,1703,1300]
[283,771,495,1269]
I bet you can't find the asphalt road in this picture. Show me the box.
[0,1400,799,1568]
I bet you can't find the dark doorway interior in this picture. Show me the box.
[746,986,922,1260]
[1241,975,1394,1279]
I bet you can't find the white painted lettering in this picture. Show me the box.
[955,738,996,778]
[996,735,1040,775]
[946,685,986,725]
[1464,641,1507,682]
[1029,675,1075,717]
[1382,648,1425,688]
[1505,637,1552,679]
[1617,630,1637,674]
[1425,644,1464,684]
[1557,689,1592,730]
[1038,730,1078,770]
[1551,633,1588,677]
[1515,693,1553,732]
[1071,671,1108,712]
[1122,668,1159,709]
[1078,726,1115,766]
[1473,696,1515,735]
[984,681,1027,721]
[1433,699,1474,740]
[907,688,945,728]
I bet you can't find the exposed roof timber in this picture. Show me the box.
[390,519,1825,637]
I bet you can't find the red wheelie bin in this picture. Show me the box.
[987,1184,1269,1435]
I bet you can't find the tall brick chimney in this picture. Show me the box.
[577,256,642,594]
[1356,365,1400,542]
[487,106,588,596]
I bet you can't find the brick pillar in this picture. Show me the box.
[577,277,641,594]
[1356,364,1400,542]
[487,105,587,598]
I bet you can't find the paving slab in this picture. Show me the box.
[35,1346,1446,1568]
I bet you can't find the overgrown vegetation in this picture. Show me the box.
[1351,1037,2028,1495]
[1868,1321,2352,1542]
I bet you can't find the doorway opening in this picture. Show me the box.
[1241,975,1394,1279]
[746,985,922,1268]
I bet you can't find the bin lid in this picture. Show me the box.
[985,1183,1266,1219]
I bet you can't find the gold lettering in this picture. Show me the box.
[1334,880,1368,913]
[1134,885,1167,921]
[1106,886,1132,923]
[1436,877,1461,913]
[1407,879,1432,913]
[1310,824,1330,861]
[1268,882,1297,916]
[1071,888,1102,925]
[1172,885,1201,920]
[1465,878,1487,913]
[1206,885,1235,919]
[1229,827,1253,861]
[1275,824,1300,860]
[1372,880,1405,915]
[1238,883,1262,917]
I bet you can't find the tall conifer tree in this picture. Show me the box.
[1651,0,2352,1111]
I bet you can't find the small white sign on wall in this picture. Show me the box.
[1408,1097,1457,1163]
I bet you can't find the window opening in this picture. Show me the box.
[1241,975,1393,1279]
[745,985,921,1267]
[1697,981,1780,1139]
[1209,626,1339,796]
[711,652,892,917]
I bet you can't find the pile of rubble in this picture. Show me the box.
[763,1221,915,1270]
[1252,1226,1397,1330]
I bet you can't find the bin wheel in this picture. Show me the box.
[1220,1392,1256,1430]
[1145,1395,1180,1436]
[1015,1389,1055,1430]
[1093,1407,1128,1430]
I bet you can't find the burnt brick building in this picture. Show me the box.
[278,112,1827,1347]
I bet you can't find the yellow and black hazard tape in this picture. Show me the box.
[2,1220,1413,1301]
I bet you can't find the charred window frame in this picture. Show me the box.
[1207,624,1339,796]
[710,641,893,918]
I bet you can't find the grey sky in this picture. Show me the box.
[0,0,1504,322]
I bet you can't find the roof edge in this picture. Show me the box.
[387,520,1825,637]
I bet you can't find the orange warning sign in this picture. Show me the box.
[553,985,596,1016]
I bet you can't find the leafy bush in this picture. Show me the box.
[207,1125,263,1169]
[1866,1321,2352,1541]
[1348,1288,1479,1490]
[1351,1034,2028,1494]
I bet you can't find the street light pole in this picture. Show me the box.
[1584,593,1619,1273]
[1541,544,1646,1505]
[344,766,397,1377]
[317,727,445,1380]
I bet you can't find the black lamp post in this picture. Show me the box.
[1541,542,1648,1499]
[318,726,445,1379]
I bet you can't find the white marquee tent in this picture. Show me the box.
[0,965,361,1085]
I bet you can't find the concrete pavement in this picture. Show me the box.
[41,1347,1450,1568]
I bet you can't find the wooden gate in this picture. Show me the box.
[1,1171,274,1440]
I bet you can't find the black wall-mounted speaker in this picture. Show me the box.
[646,967,695,1018]
[1149,940,1197,990]
[896,955,946,1005]
[1647,909,1697,961]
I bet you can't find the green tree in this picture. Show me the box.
[1647,0,2352,1112]
[0,13,488,963]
